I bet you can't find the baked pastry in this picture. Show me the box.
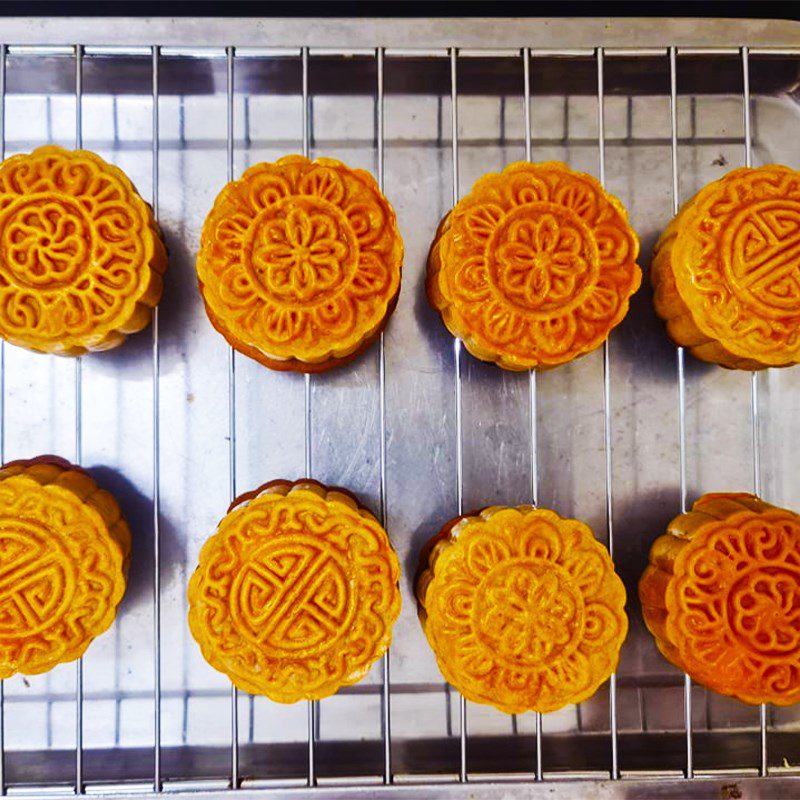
[416,505,628,714]
[652,165,800,369]
[427,161,641,371]
[0,456,130,678]
[640,493,800,706]
[0,145,166,355]
[196,155,403,372]
[188,479,401,702]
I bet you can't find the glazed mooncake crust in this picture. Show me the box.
[0,146,167,355]
[652,164,800,369]
[0,456,130,678]
[416,505,628,714]
[196,155,403,373]
[639,493,800,706]
[427,161,641,371]
[188,479,401,703]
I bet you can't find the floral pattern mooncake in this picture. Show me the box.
[416,505,628,714]
[0,146,166,355]
[197,155,403,372]
[427,161,641,371]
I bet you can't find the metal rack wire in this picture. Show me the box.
[521,46,544,785]
[0,24,795,797]
[447,47,468,786]
[666,44,694,782]
[595,46,620,782]
[740,45,769,780]
[375,47,393,789]
[151,44,162,795]
[0,41,5,798]
[73,42,85,796]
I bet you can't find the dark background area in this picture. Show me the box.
[0,1,798,21]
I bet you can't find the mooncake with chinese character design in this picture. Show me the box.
[188,479,401,702]
[652,165,800,369]
[640,493,800,705]
[0,456,130,677]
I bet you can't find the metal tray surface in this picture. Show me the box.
[0,16,798,800]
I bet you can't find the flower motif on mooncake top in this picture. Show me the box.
[640,493,800,706]
[188,479,401,703]
[0,146,167,355]
[197,155,403,373]
[652,164,800,369]
[427,161,641,371]
[416,506,628,714]
[0,457,130,678]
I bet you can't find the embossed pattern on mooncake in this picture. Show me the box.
[652,164,800,368]
[196,155,403,372]
[427,161,641,371]
[0,456,130,678]
[0,145,167,355]
[188,479,401,702]
[416,506,628,714]
[640,493,800,706]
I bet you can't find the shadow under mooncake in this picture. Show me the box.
[0,456,130,678]
[416,505,628,714]
[652,164,800,369]
[196,155,403,373]
[640,492,800,706]
[0,145,167,355]
[427,160,641,371]
[188,479,401,703]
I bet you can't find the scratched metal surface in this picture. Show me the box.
[0,42,799,794]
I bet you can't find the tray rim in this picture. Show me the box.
[0,16,799,49]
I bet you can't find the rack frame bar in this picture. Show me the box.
[0,35,788,797]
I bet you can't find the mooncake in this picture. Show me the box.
[0,456,130,678]
[427,161,641,371]
[652,165,800,369]
[0,145,166,355]
[416,505,628,714]
[640,493,800,706]
[188,479,401,702]
[197,155,403,372]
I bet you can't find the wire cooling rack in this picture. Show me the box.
[0,15,798,799]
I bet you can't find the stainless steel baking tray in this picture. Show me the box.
[0,15,799,800]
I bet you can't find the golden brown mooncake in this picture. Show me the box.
[427,161,641,371]
[0,456,130,678]
[196,155,403,373]
[0,145,167,355]
[416,505,628,714]
[652,164,800,369]
[640,493,800,706]
[188,479,401,702]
